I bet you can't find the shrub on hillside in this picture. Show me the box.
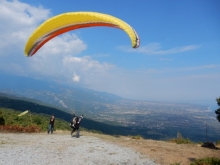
[197,141,203,145]
[169,132,193,144]
[190,157,220,165]
[0,116,5,125]
[169,137,193,144]
[0,111,5,125]
[130,135,143,139]
[201,142,218,150]
[0,108,71,132]
[0,124,41,133]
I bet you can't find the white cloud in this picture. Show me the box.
[0,0,49,26]
[72,72,80,82]
[62,56,115,85]
[0,0,50,54]
[63,56,114,71]
[119,43,200,55]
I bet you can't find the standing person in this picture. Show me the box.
[48,115,55,134]
[70,115,83,138]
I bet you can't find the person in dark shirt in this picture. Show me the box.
[70,115,83,138]
[48,115,55,134]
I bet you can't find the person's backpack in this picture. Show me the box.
[75,117,79,124]
[71,115,83,126]
[76,115,83,124]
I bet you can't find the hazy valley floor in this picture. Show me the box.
[0,132,157,165]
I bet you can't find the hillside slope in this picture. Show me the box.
[0,95,153,138]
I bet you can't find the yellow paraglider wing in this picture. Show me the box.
[18,110,29,117]
[24,12,140,57]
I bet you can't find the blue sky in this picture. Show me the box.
[0,0,220,107]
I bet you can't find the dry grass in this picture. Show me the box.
[0,125,41,133]
[78,131,220,165]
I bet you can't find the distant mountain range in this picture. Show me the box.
[0,74,123,113]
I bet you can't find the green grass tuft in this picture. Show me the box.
[169,137,193,144]
[130,135,143,139]
[190,157,220,165]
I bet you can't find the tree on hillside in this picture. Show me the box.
[215,97,220,122]
[0,111,5,125]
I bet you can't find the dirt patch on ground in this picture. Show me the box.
[84,132,220,165]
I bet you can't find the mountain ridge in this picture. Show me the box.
[0,74,123,111]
